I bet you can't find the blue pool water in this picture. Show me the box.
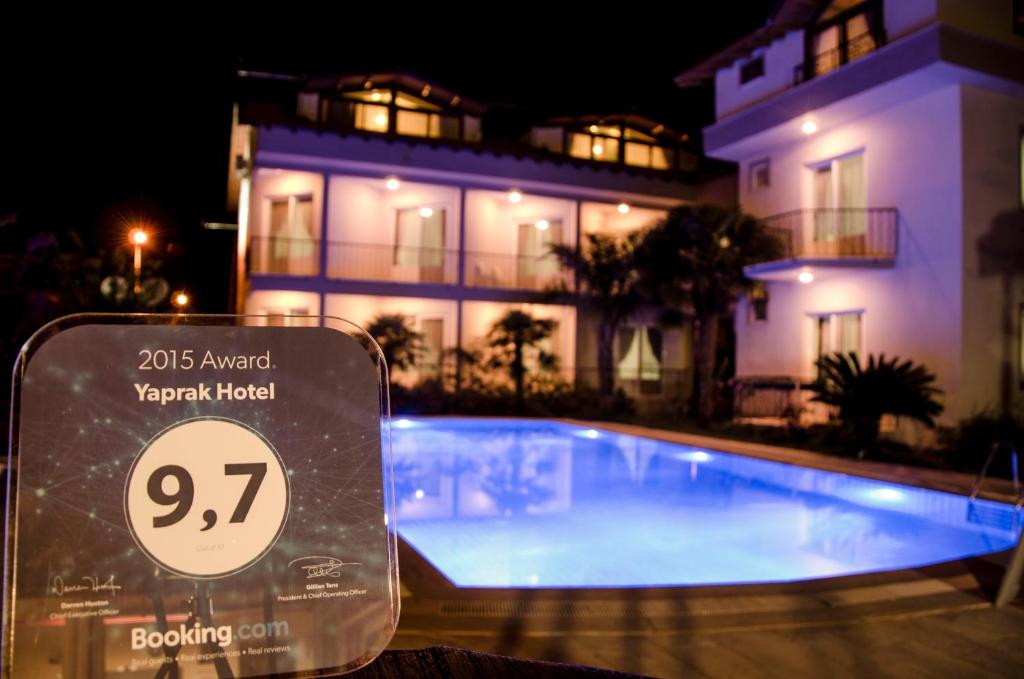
[391,418,1021,588]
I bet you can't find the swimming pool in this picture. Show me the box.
[391,418,1020,588]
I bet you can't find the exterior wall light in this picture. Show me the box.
[617,202,630,214]
[385,176,401,191]
[419,207,434,218]
[534,219,550,231]
[508,190,523,203]
[798,271,814,284]
[801,119,818,135]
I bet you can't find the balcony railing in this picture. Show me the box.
[250,237,577,290]
[794,31,882,84]
[464,250,574,292]
[250,236,320,276]
[759,208,898,261]
[327,241,459,285]
[732,375,835,423]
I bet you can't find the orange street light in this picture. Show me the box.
[172,291,190,310]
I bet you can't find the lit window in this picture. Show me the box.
[813,311,862,373]
[394,207,447,282]
[353,103,389,132]
[260,195,317,276]
[570,130,619,163]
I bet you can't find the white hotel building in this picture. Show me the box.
[226,73,733,400]
[677,0,1024,424]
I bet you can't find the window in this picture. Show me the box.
[740,56,765,84]
[617,326,663,392]
[530,126,564,153]
[570,124,621,163]
[807,1,882,78]
[811,151,865,242]
[516,219,563,288]
[261,307,311,327]
[419,318,444,377]
[750,159,770,192]
[813,311,862,373]
[262,195,316,275]
[394,207,447,283]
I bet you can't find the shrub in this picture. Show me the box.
[810,352,943,457]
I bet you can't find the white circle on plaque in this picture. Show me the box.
[124,418,289,578]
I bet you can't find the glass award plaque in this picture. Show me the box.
[3,314,399,678]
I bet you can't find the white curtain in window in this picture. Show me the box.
[837,153,865,237]
[616,327,662,381]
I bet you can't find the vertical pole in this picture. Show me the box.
[133,245,142,294]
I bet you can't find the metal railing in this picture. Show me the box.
[970,442,1023,509]
[794,31,881,84]
[250,237,580,290]
[250,236,321,276]
[464,250,574,292]
[733,376,814,419]
[759,208,898,261]
[326,241,459,284]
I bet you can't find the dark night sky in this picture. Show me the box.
[2,7,776,311]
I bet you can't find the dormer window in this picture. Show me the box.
[804,0,883,80]
[570,125,620,163]
[305,74,484,142]
[739,56,765,84]
[528,116,685,171]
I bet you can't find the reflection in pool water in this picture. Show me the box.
[391,418,1020,588]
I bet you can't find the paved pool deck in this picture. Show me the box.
[387,421,1024,678]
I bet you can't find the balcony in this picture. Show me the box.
[250,237,320,277]
[464,251,574,292]
[327,242,459,285]
[746,208,898,281]
[250,237,577,292]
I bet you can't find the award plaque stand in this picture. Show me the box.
[3,314,399,678]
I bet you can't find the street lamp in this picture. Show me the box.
[128,227,149,294]
[172,291,190,310]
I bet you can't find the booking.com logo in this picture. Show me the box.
[131,620,290,650]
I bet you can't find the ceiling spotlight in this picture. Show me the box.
[384,176,401,191]
[508,189,522,203]
[371,91,382,101]
[798,270,814,284]
[419,207,434,218]
[592,143,604,156]
[534,219,550,231]
[801,119,818,135]
[616,202,630,215]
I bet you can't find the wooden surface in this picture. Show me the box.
[351,646,646,678]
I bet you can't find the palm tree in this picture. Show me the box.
[550,233,643,397]
[811,352,944,456]
[489,309,556,408]
[636,204,783,422]
[365,314,423,374]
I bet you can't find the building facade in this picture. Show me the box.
[227,73,729,401]
[678,0,1024,426]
